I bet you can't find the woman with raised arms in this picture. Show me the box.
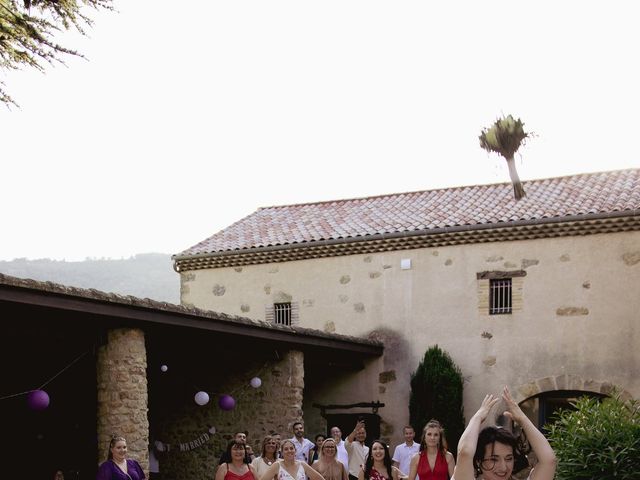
[452,386,556,480]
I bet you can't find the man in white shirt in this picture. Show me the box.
[345,419,369,480]
[392,426,420,476]
[330,426,349,471]
[290,421,315,463]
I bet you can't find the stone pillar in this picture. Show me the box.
[96,328,149,471]
[282,350,305,422]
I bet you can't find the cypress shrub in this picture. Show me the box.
[548,395,640,479]
[409,345,465,456]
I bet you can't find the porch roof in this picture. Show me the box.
[0,273,382,359]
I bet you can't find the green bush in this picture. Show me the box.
[409,345,465,455]
[548,395,640,480]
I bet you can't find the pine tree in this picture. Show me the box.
[0,0,113,105]
[409,345,465,456]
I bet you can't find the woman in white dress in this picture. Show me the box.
[452,386,556,480]
[252,436,279,479]
[312,438,348,480]
[259,440,324,480]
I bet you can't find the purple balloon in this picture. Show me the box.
[218,394,236,411]
[27,390,50,411]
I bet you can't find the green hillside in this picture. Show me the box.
[0,253,179,303]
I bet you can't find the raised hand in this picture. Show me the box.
[501,386,525,424]
[475,394,500,422]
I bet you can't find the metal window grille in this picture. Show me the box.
[490,278,512,314]
[273,302,292,326]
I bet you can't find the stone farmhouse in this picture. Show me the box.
[174,168,640,446]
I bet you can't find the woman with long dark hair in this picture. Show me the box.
[358,440,402,480]
[451,386,556,480]
[407,420,455,480]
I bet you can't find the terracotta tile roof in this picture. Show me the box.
[178,169,640,257]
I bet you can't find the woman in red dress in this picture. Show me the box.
[408,420,455,480]
[215,440,260,480]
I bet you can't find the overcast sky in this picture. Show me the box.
[2,1,638,261]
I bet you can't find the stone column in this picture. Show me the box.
[96,328,149,471]
[282,350,305,421]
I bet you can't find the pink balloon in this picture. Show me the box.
[27,390,50,411]
[218,394,236,411]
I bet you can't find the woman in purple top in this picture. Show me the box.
[96,435,146,480]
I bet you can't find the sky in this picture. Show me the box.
[2,1,638,261]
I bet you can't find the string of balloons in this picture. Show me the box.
[0,349,90,411]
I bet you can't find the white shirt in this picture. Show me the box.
[391,442,420,476]
[345,439,369,477]
[149,448,159,473]
[335,439,349,471]
[290,436,315,462]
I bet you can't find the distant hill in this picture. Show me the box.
[0,253,180,303]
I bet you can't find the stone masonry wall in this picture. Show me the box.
[157,350,304,480]
[96,328,149,470]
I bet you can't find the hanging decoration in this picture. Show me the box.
[249,377,262,388]
[194,391,210,406]
[154,426,216,453]
[27,389,50,410]
[160,365,168,372]
[0,350,89,408]
[218,394,236,411]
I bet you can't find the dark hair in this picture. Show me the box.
[225,439,247,462]
[107,435,126,460]
[473,426,529,477]
[292,422,303,429]
[315,434,326,442]
[419,419,448,456]
[364,440,392,480]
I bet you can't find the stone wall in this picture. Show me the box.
[182,230,640,446]
[156,350,305,480]
[96,328,149,470]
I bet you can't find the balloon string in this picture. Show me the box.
[0,349,91,401]
[38,349,90,389]
[0,390,36,401]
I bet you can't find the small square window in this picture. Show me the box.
[490,278,512,314]
[273,302,292,326]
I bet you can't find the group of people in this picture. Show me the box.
[97,386,556,480]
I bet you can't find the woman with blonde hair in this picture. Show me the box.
[252,436,279,479]
[408,420,455,480]
[312,438,348,480]
[259,439,324,480]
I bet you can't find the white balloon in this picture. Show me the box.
[249,377,262,388]
[160,365,168,372]
[194,391,210,406]
[208,426,217,434]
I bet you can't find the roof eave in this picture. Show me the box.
[174,210,640,271]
